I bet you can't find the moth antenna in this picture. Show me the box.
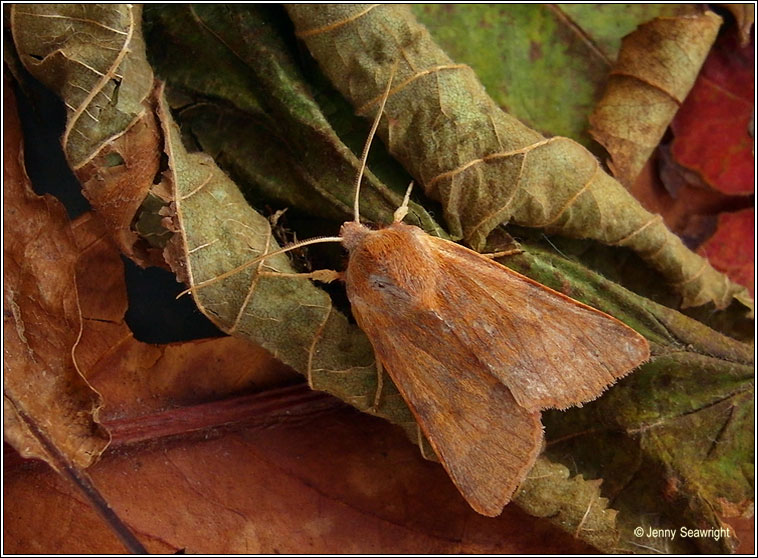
[353,60,399,223]
[393,180,414,223]
[176,235,344,299]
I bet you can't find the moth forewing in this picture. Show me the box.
[424,233,651,411]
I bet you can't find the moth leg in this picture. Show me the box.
[415,425,437,461]
[392,181,414,223]
[257,269,342,283]
[482,248,523,259]
[371,357,385,410]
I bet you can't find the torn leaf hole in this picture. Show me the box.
[111,77,121,105]
[104,151,125,168]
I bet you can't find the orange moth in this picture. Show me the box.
[187,69,650,516]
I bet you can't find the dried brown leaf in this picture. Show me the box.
[589,12,722,187]
[70,211,299,419]
[4,396,596,554]
[3,83,108,468]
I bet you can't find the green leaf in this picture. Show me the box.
[11,4,154,169]
[143,4,443,236]
[412,4,699,148]
[504,239,753,553]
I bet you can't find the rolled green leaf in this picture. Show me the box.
[285,4,750,312]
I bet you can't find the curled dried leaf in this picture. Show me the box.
[589,11,722,187]
[11,4,162,265]
[413,4,701,149]
[10,4,153,169]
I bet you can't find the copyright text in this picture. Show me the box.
[633,526,732,541]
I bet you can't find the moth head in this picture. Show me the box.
[340,221,370,252]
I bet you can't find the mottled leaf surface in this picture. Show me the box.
[504,240,753,553]
[413,4,698,147]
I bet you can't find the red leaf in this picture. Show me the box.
[4,395,596,554]
[671,28,754,195]
[698,208,754,297]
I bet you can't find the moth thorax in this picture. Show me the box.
[340,221,371,252]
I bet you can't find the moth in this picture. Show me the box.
[189,69,650,516]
